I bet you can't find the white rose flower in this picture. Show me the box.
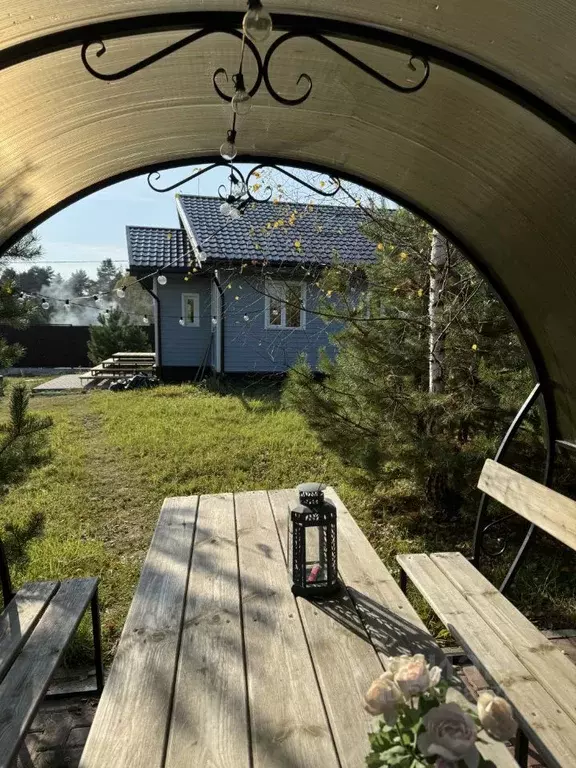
[364,671,403,724]
[477,691,517,741]
[387,653,443,698]
[418,702,477,763]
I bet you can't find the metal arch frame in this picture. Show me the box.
[0,12,574,144]
[471,382,557,594]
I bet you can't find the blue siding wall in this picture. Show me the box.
[156,276,213,367]
[221,272,340,373]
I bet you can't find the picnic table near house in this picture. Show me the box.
[79,488,517,768]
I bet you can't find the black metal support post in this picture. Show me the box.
[514,729,529,767]
[498,396,556,594]
[0,537,14,607]
[399,567,408,596]
[143,285,162,378]
[91,589,104,695]
[472,383,541,568]
[213,272,225,374]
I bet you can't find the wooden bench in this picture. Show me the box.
[398,459,576,768]
[80,488,516,768]
[0,555,103,768]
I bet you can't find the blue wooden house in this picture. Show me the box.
[127,196,376,381]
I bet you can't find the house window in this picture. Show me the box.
[182,293,200,327]
[265,280,306,329]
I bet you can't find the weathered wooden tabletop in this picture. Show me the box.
[79,488,513,768]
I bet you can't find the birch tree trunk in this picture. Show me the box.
[428,230,448,393]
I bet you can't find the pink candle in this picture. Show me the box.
[307,564,321,583]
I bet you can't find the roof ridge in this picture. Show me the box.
[177,194,361,212]
[127,224,184,232]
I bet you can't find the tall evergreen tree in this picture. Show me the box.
[284,208,533,518]
[88,308,151,365]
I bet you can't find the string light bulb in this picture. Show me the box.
[243,0,273,43]
[220,129,237,161]
[220,201,233,217]
[231,74,252,115]
[116,286,126,298]
[142,314,149,325]
[179,317,185,326]
[228,206,243,221]
[243,314,249,322]
[64,299,71,310]
[211,317,218,327]
[157,274,167,286]
[41,299,50,310]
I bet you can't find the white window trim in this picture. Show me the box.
[181,292,200,327]
[264,279,306,330]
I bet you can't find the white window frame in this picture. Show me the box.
[181,293,200,327]
[264,279,306,330]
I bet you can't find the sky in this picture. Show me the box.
[32,164,236,279]
[8,163,386,279]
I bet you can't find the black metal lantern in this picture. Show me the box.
[288,482,339,597]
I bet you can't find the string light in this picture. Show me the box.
[211,317,218,326]
[157,274,167,286]
[243,0,273,43]
[65,299,71,310]
[179,317,185,326]
[41,299,50,310]
[116,286,126,298]
[220,129,237,161]
[142,314,149,325]
[243,314,249,321]
[231,74,252,116]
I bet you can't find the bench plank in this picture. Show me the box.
[431,551,576,726]
[0,578,97,768]
[398,553,576,768]
[478,459,576,551]
[269,488,382,767]
[0,580,59,685]
[235,490,339,768]
[165,494,249,768]
[80,497,198,768]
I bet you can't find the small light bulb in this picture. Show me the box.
[272,308,279,316]
[41,300,50,310]
[220,201,233,217]
[228,206,243,221]
[116,286,126,298]
[65,300,71,310]
[179,317,185,326]
[231,88,252,115]
[105,309,110,316]
[243,314,249,322]
[243,1,273,43]
[220,139,237,161]
[211,317,218,327]
[142,315,149,325]
[157,274,167,286]
[18,292,25,301]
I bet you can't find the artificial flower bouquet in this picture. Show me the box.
[364,654,517,768]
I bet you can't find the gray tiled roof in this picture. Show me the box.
[177,196,377,265]
[126,226,190,272]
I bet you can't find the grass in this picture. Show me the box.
[0,381,574,663]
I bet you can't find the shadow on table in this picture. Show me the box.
[310,585,447,671]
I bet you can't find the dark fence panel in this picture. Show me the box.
[0,325,155,368]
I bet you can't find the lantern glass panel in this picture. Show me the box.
[305,525,327,583]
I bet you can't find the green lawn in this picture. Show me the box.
[0,382,574,663]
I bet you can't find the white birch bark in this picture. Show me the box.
[428,230,448,393]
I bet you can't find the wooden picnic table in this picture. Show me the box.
[80,488,516,768]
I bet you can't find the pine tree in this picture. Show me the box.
[87,308,151,365]
[0,384,52,494]
[284,208,533,519]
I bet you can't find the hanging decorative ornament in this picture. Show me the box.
[116,286,126,298]
[157,274,168,286]
[41,299,50,310]
[231,73,252,115]
[243,0,273,43]
[220,129,237,161]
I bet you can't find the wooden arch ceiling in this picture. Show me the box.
[1,1,576,442]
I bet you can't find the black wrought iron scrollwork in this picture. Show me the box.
[148,161,341,205]
[81,28,261,85]
[82,25,430,104]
